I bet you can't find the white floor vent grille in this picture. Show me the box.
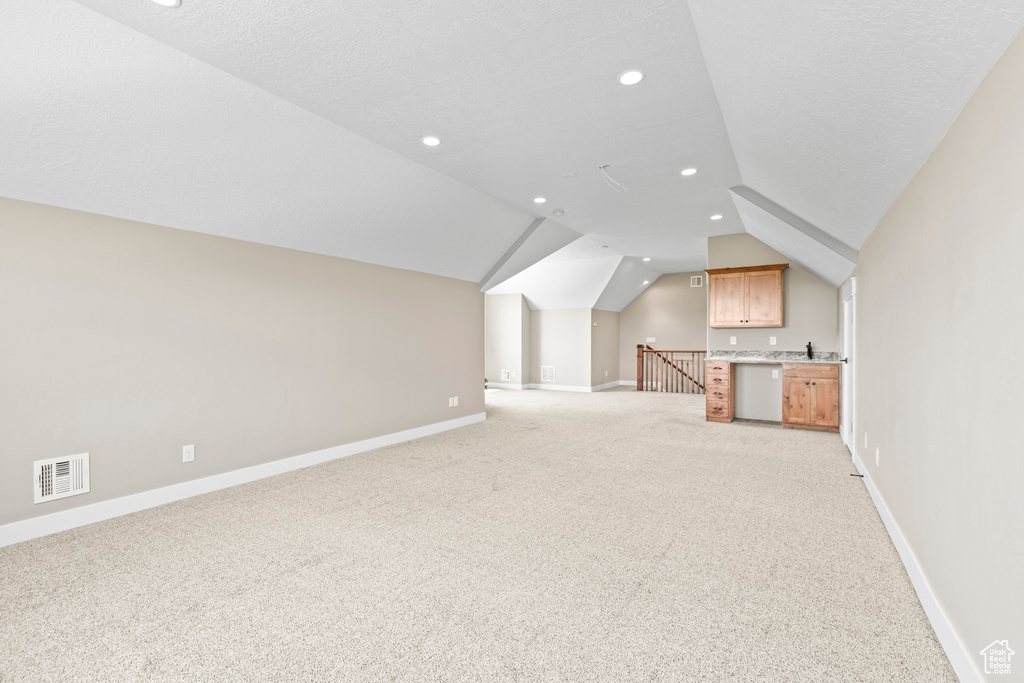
[541,366,555,382]
[500,369,511,381]
[34,453,90,504]
[690,275,703,287]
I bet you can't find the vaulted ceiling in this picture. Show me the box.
[3,1,1023,309]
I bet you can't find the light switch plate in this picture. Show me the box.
[730,336,737,345]
[772,369,779,379]
[770,336,777,345]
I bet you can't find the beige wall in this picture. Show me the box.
[529,309,591,388]
[707,234,839,420]
[485,293,527,386]
[0,197,484,525]
[618,272,708,380]
[590,309,620,387]
[520,296,532,386]
[852,27,1024,672]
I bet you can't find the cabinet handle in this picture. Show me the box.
[812,382,816,386]
[805,381,809,385]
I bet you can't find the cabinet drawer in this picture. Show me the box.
[782,363,839,379]
[706,400,731,419]
[706,386,731,402]
[706,360,731,373]
[706,374,731,388]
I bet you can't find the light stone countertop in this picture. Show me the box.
[707,350,842,365]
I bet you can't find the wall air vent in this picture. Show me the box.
[501,369,511,381]
[34,453,90,504]
[541,366,555,382]
[691,275,703,287]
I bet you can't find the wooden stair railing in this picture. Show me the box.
[636,345,707,394]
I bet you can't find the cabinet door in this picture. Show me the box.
[745,269,783,327]
[709,272,746,328]
[782,377,810,425]
[809,378,840,428]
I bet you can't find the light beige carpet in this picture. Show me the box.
[0,388,954,682]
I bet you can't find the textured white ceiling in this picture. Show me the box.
[688,0,1024,250]
[0,1,534,282]
[3,0,1023,309]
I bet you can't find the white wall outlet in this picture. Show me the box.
[730,336,737,345]
[448,397,453,408]
[605,370,608,377]
[182,444,195,463]
[453,396,459,407]
[864,432,868,448]
[770,336,777,345]
[772,369,779,379]
[646,337,656,343]
[875,446,880,466]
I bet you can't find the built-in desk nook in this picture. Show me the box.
[704,351,841,432]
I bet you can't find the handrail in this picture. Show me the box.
[636,345,707,394]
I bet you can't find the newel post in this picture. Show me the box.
[636,344,644,392]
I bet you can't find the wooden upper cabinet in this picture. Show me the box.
[705,263,787,328]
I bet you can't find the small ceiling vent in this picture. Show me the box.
[34,453,90,504]
[541,366,555,382]
[691,275,704,287]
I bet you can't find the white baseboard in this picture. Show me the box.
[617,380,637,387]
[486,382,524,390]
[524,383,591,392]
[524,382,620,393]
[0,412,486,549]
[853,453,980,683]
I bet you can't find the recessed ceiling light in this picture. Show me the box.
[151,0,181,6]
[643,280,650,285]
[710,214,723,220]
[421,136,441,146]
[643,257,651,262]
[618,70,645,86]
[681,168,697,176]
[534,197,547,204]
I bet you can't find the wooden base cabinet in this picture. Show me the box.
[705,360,734,423]
[782,363,840,432]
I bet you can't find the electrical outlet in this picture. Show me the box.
[864,432,868,448]
[771,369,779,379]
[453,396,459,407]
[875,446,880,466]
[769,336,777,345]
[182,444,195,463]
[646,337,656,343]
[448,397,453,408]
[730,336,737,345]
[605,370,608,377]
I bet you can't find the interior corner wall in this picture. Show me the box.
[852,26,1024,678]
[0,197,484,526]
[529,309,591,389]
[520,296,532,385]
[618,272,709,380]
[485,293,527,386]
[590,309,620,387]
[707,234,839,421]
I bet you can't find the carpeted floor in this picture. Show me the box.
[0,388,954,682]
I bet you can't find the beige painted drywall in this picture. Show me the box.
[853,26,1024,674]
[590,309,620,387]
[707,234,839,420]
[520,296,532,385]
[0,197,484,525]
[618,272,708,381]
[529,309,591,388]
[485,293,527,386]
